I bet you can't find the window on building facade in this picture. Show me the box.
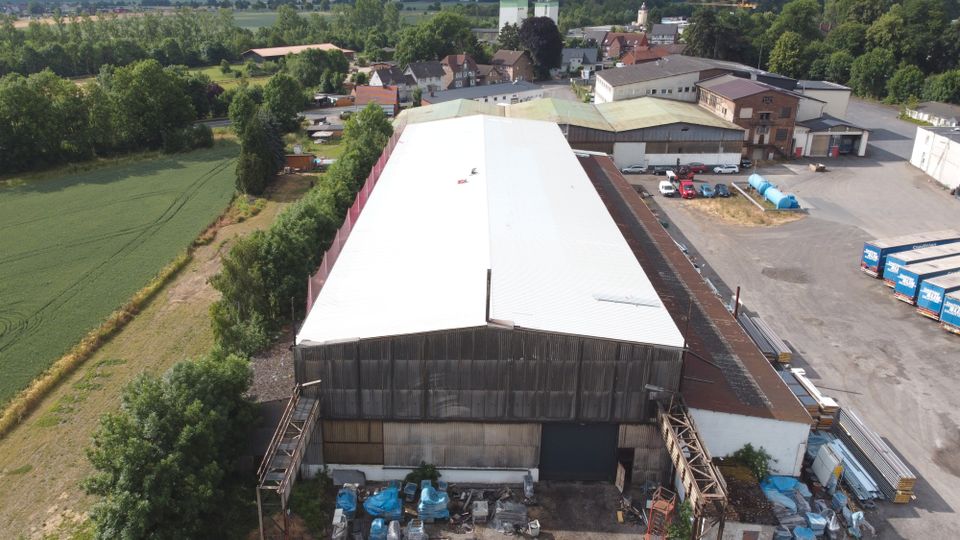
[652,89,658,94]
[780,107,792,118]
[740,107,753,119]
[762,96,773,104]
[776,128,788,141]
[757,126,770,134]
[759,112,771,120]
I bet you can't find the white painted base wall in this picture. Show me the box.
[689,408,810,477]
[910,126,960,190]
[611,146,741,169]
[304,464,539,484]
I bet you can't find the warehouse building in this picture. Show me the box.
[910,125,960,191]
[398,97,745,169]
[295,115,688,483]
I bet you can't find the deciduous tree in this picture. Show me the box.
[849,47,895,98]
[518,17,563,80]
[768,32,807,79]
[84,354,254,539]
[262,72,305,132]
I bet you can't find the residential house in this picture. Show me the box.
[619,44,685,65]
[405,61,446,94]
[649,24,679,45]
[560,48,599,73]
[370,66,416,102]
[491,50,536,82]
[353,85,400,117]
[906,101,960,128]
[601,32,648,60]
[477,64,508,85]
[440,54,479,89]
[696,74,800,160]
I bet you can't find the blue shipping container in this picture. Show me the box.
[861,229,960,277]
[917,274,960,320]
[882,243,960,287]
[893,254,960,304]
[940,291,960,335]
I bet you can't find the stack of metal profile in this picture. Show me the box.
[833,408,916,503]
[737,312,777,361]
[750,317,792,363]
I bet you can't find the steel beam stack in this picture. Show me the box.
[833,409,916,503]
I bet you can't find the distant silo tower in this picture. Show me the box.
[534,0,559,25]
[500,0,528,30]
[637,1,648,28]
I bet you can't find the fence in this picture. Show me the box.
[306,127,404,314]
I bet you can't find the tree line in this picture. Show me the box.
[683,0,960,103]
[0,60,219,173]
[80,84,394,540]
[211,103,394,356]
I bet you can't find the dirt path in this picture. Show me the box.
[0,176,309,539]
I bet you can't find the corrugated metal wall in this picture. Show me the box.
[322,420,385,464]
[383,422,540,468]
[296,327,682,423]
[565,123,743,144]
[620,424,670,484]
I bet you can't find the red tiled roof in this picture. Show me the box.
[353,85,399,105]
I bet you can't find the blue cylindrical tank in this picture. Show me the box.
[765,186,799,209]
[748,173,772,195]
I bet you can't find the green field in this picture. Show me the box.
[189,63,271,89]
[0,143,239,405]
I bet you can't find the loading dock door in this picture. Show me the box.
[539,423,618,481]
[809,135,829,157]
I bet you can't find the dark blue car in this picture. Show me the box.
[714,183,731,197]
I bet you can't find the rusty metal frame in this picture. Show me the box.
[658,395,728,539]
[256,383,321,540]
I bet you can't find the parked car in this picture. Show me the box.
[713,164,740,174]
[665,170,679,185]
[658,180,677,197]
[698,184,716,198]
[651,165,672,175]
[740,158,753,169]
[686,162,708,174]
[714,183,731,197]
[621,164,647,174]
[679,180,697,199]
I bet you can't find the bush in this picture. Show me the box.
[190,124,215,149]
[161,128,189,153]
[404,462,441,486]
[731,443,773,481]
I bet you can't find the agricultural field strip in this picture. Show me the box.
[0,147,238,403]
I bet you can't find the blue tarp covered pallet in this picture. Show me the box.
[364,487,403,521]
[418,486,450,520]
[336,487,357,519]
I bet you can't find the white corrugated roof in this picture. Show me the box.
[296,115,684,348]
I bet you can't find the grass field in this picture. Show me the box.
[0,143,239,406]
[0,174,311,538]
[188,63,272,89]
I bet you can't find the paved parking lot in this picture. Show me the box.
[626,103,959,539]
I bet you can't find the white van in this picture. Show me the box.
[665,170,678,184]
[658,180,677,197]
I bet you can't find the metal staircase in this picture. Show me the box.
[256,383,321,540]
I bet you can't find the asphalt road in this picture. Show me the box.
[627,105,959,538]
[846,99,919,162]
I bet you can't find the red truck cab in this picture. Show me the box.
[680,180,697,199]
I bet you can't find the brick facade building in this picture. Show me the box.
[697,74,799,160]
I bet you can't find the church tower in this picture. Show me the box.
[637,2,648,28]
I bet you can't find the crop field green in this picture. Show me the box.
[0,142,239,405]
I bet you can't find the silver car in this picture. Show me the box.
[713,164,740,174]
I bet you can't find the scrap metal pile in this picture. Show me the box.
[332,474,541,539]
